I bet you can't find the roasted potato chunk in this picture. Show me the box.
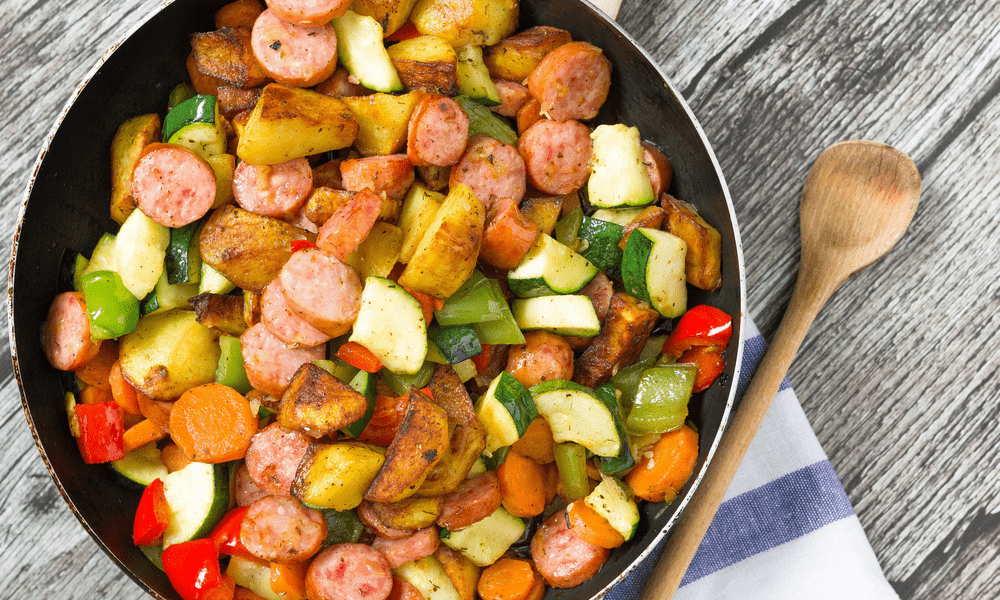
[190,27,271,89]
[186,52,225,95]
[366,390,450,503]
[243,289,262,327]
[238,83,359,165]
[398,184,445,264]
[216,85,263,119]
[350,0,421,37]
[387,35,459,95]
[619,205,666,249]
[312,159,343,190]
[341,91,426,156]
[303,188,355,228]
[574,293,659,388]
[292,441,386,510]
[199,205,315,292]
[411,0,518,46]
[110,113,161,224]
[434,546,480,600]
[661,194,723,291]
[344,222,403,279]
[417,165,450,192]
[484,26,572,82]
[204,153,236,209]
[368,496,443,530]
[189,292,247,336]
[519,195,563,236]
[280,363,370,438]
[398,184,485,299]
[120,310,221,401]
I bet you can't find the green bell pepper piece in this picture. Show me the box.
[81,270,140,339]
[625,364,696,434]
[167,83,196,111]
[320,508,364,546]
[380,361,436,396]
[553,442,589,501]
[216,335,253,394]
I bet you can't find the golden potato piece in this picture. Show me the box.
[243,289,262,327]
[410,0,518,47]
[416,366,486,496]
[618,205,666,250]
[350,0,420,37]
[483,26,573,82]
[199,205,315,292]
[292,441,386,510]
[574,293,659,388]
[398,184,445,264]
[344,222,403,279]
[661,193,723,291]
[398,184,485,299]
[519,195,563,236]
[204,153,236,209]
[189,292,247,336]
[120,310,221,401]
[279,363,369,438]
[110,113,161,225]
[365,390,450,503]
[186,51,225,96]
[190,27,272,89]
[238,83,359,165]
[341,91,426,157]
[434,545,480,600]
[387,35,459,96]
[368,496,443,530]
[303,187,355,228]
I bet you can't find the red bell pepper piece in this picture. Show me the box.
[679,345,727,393]
[336,341,383,373]
[162,538,235,600]
[385,20,421,43]
[75,401,125,463]
[209,506,254,559]
[133,478,170,545]
[358,394,410,446]
[662,305,733,358]
[471,344,493,373]
[289,240,318,253]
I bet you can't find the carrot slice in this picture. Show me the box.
[79,385,113,405]
[624,424,699,503]
[497,450,547,518]
[160,443,193,473]
[405,287,436,327]
[511,417,555,464]
[75,340,118,390]
[523,571,546,600]
[566,500,625,549]
[123,419,168,454]
[109,361,140,415]
[270,561,308,600]
[477,558,537,600]
[235,587,269,600]
[168,383,258,463]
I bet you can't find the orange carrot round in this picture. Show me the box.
[566,500,625,549]
[75,340,118,390]
[624,424,699,503]
[270,561,308,600]
[109,361,140,415]
[524,571,546,600]
[160,443,193,473]
[511,417,555,464]
[497,450,547,518]
[79,385,113,405]
[123,419,168,454]
[477,558,537,600]
[169,383,258,463]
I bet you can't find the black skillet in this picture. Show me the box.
[8,0,746,597]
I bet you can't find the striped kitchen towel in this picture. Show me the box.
[606,315,899,599]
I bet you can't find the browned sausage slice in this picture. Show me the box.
[340,155,415,203]
[517,99,544,136]
[316,188,382,261]
[449,134,526,209]
[234,462,271,507]
[579,271,614,324]
[278,247,362,337]
[261,278,331,347]
[130,143,217,228]
[372,526,440,568]
[407,94,470,167]
[315,66,376,98]
[244,422,312,496]
[306,543,394,600]
[437,472,503,531]
[266,0,351,26]
[517,119,592,195]
[233,157,314,219]
[642,141,673,198]
[506,330,574,387]
[527,42,611,122]
[479,198,538,270]
[241,322,327,396]
[240,495,327,563]
[358,500,414,539]
[42,291,103,371]
[491,79,532,118]
[251,8,339,88]
[530,511,609,588]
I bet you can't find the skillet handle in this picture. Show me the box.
[589,0,623,19]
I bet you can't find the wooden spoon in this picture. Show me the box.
[641,140,921,599]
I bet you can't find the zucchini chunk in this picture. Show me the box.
[530,380,621,457]
[349,276,428,375]
[455,45,501,106]
[588,124,655,209]
[511,295,600,337]
[441,505,526,567]
[76,233,118,290]
[621,228,688,318]
[584,475,640,542]
[507,234,599,298]
[475,371,536,453]
[161,461,230,547]
[110,442,168,487]
[333,10,404,93]
[396,556,463,600]
[163,94,226,158]
[114,208,170,299]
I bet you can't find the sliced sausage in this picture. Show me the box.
[437,472,502,531]
[315,66,375,98]
[241,495,327,563]
[42,291,102,371]
[358,500,414,539]
[244,422,312,496]
[316,188,382,261]
[406,95,470,167]
[518,119,592,196]
[530,511,609,588]
[491,79,532,118]
[372,527,440,569]
[130,143,217,228]
[233,157,314,219]
[517,99,544,136]
[449,134,526,209]
[340,155,415,203]
[251,8,339,88]
[265,0,351,26]
[278,247,362,337]
[241,322,327,396]
[527,42,611,122]
[388,577,425,600]
[234,462,271,507]
[506,331,574,387]
[479,198,538,270]
[306,543,394,600]
[642,141,673,197]
[579,271,614,324]
[262,278,331,347]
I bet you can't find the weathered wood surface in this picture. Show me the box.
[0,0,997,597]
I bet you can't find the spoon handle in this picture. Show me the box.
[640,267,840,600]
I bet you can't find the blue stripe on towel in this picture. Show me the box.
[681,460,855,585]
[737,333,790,399]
